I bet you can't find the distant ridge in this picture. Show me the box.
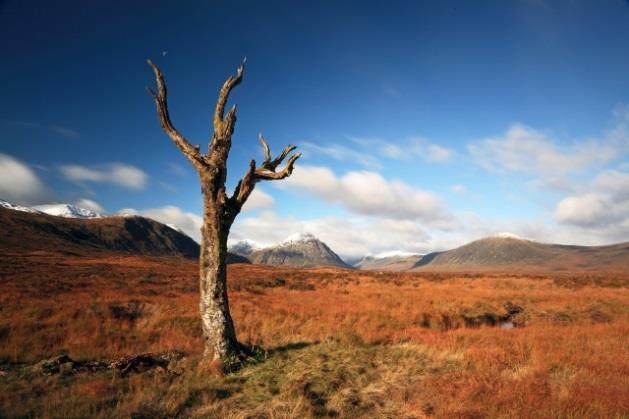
[412,236,629,271]
[354,254,421,271]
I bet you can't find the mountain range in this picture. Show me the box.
[2,200,628,271]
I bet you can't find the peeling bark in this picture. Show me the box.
[147,59,301,361]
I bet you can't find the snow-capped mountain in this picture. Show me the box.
[32,203,103,219]
[0,200,42,214]
[279,232,319,245]
[492,232,531,241]
[237,233,350,268]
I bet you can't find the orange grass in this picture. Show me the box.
[0,252,627,417]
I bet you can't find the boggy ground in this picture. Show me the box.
[0,252,627,418]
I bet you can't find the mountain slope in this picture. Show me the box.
[0,205,248,263]
[355,254,422,271]
[413,236,629,271]
[0,206,199,258]
[243,233,350,268]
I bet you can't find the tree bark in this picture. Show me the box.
[198,201,238,359]
[147,58,301,363]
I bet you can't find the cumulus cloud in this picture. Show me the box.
[469,106,629,178]
[554,170,629,230]
[276,165,450,224]
[0,153,48,204]
[118,205,203,242]
[242,188,274,211]
[60,163,148,189]
[468,123,618,175]
[74,198,104,213]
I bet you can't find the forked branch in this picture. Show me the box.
[146,60,205,170]
[212,58,246,140]
[259,134,297,172]
[230,135,301,210]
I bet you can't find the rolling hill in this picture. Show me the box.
[413,235,629,271]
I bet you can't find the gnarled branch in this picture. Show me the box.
[212,58,245,142]
[255,151,301,180]
[230,135,301,211]
[146,60,205,171]
[259,134,297,172]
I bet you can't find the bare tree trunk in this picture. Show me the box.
[198,205,238,359]
[147,59,301,364]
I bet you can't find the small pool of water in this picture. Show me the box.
[500,321,515,330]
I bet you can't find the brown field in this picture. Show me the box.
[0,251,628,418]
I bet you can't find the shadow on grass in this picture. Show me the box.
[266,341,314,355]
[224,341,315,373]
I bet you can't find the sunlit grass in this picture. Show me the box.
[0,253,627,417]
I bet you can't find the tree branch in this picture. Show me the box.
[259,134,296,171]
[146,59,205,171]
[212,58,246,141]
[255,152,301,180]
[231,160,257,209]
[229,137,301,212]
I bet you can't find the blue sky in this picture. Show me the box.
[1,0,629,257]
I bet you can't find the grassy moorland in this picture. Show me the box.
[0,252,627,418]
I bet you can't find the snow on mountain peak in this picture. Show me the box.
[492,232,529,240]
[281,232,318,245]
[33,203,102,219]
[371,250,422,259]
[0,200,42,214]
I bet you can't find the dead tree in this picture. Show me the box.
[147,59,301,361]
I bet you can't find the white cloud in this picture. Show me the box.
[60,163,148,190]
[349,136,454,164]
[0,153,48,204]
[450,184,467,194]
[74,198,104,213]
[408,138,454,162]
[242,188,274,211]
[302,137,454,169]
[277,165,450,224]
[118,205,203,242]
[468,119,623,176]
[554,170,629,230]
[554,194,612,227]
